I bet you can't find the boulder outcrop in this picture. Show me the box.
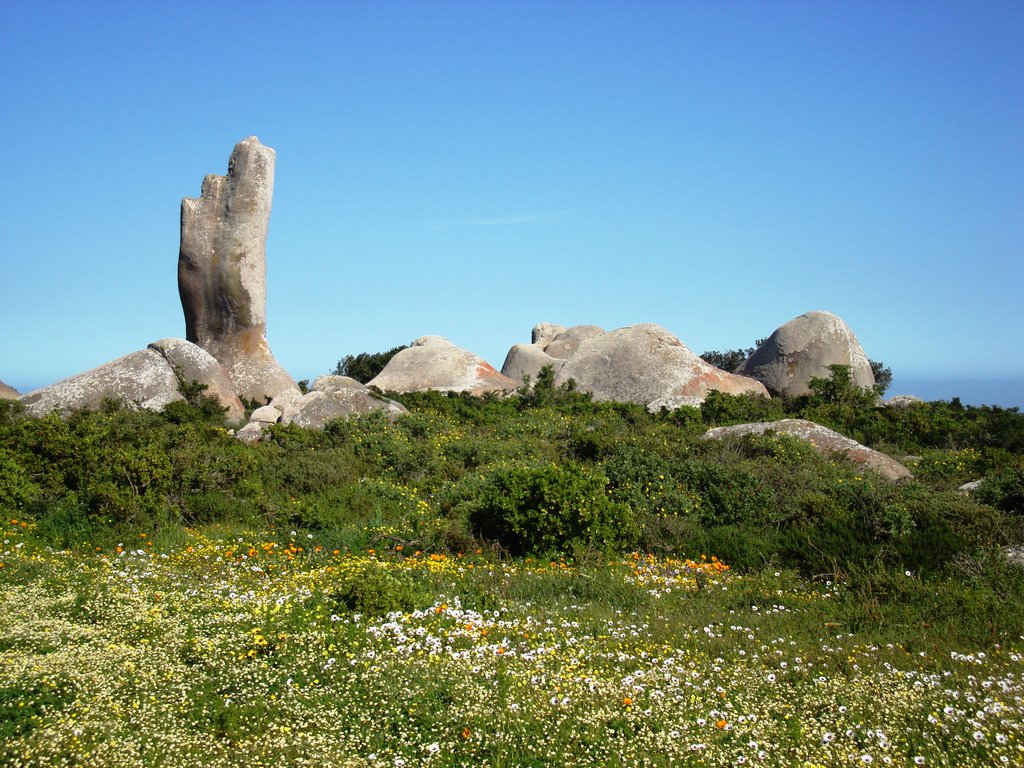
[736,311,874,398]
[0,380,19,400]
[702,419,912,482]
[147,338,245,421]
[500,344,565,385]
[178,136,296,403]
[279,376,407,429]
[20,340,245,419]
[368,336,518,395]
[553,323,769,408]
[501,323,605,385]
[234,376,406,441]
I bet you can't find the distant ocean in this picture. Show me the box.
[888,377,1023,410]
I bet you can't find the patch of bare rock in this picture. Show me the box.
[736,310,874,398]
[702,419,912,482]
[368,336,518,396]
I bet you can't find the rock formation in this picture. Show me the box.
[178,136,296,403]
[234,376,406,442]
[702,419,912,482]
[0,380,19,400]
[369,336,518,395]
[20,339,244,420]
[884,394,923,408]
[552,323,769,409]
[501,343,566,385]
[736,311,874,398]
[501,323,605,385]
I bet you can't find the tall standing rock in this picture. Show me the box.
[178,137,297,403]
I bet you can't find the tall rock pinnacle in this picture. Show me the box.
[178,137,296,402]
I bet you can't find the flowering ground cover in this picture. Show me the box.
[2,520,1021,767]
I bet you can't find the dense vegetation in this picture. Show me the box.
[1,371,1022,765]
[332,344,409,383]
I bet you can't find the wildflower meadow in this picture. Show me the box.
[1,376,1022,766]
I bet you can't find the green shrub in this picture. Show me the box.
[468,462,637,554]
[974,466,1024,516]
[325,561,430,616]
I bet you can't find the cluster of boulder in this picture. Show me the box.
[9,136,918,482]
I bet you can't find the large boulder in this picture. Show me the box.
[0,380,19,400]
[553,323,769,408]
[736,311,874,398]
[278,376,407,429]
[20,340,245,419]
[368,336,518,396]
[147,338,245,421]
[500,323,604,385]
[702,419,912,482]
[542,324,605,360]
[178,136,296,403]
[500,344,564,385]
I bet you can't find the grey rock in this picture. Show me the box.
[703,419,913,482]
[235,421,268,444]
[278,376,406,429]
[500,343,565,386]
[368,336,518,395]
[884,394,924,408]
[250,405,281,424]
[0,380,19,400]
[21,349,183,416]
[542,325,605,360]
[532,323,567,347]
[1003,546,1024,568]
[147,338,245,421]
[958,479,983,494]
[736,311,874,398]
[178,136,296,403]
[554,323,769,406]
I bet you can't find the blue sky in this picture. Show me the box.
[2,1,1022,404]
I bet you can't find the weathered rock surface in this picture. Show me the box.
[369,337,518,395]
[736,311,874,398]
[250,405,281,424]
[543,325,605,360]
[147,338,245,421]
[278,376,407,430]
[21,349,183,416]
[178,136,296,403]
[500,344,565,385]
[702,419,912,482]
[20,340,246,419]
[501,323,603,385]
[884,394,924,408]
[0,380,19,400]
[553,323,769,407]
[1003,546,1024,568]
[532,323,567,347]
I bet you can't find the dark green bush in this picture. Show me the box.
[468,462,637,554]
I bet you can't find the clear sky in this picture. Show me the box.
[2,1,1022,404]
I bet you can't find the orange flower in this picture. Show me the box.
[716,719,728,729]
[461,727,472,740]
[623,697,633,707]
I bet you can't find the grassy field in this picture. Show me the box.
[1,381,1023,766]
